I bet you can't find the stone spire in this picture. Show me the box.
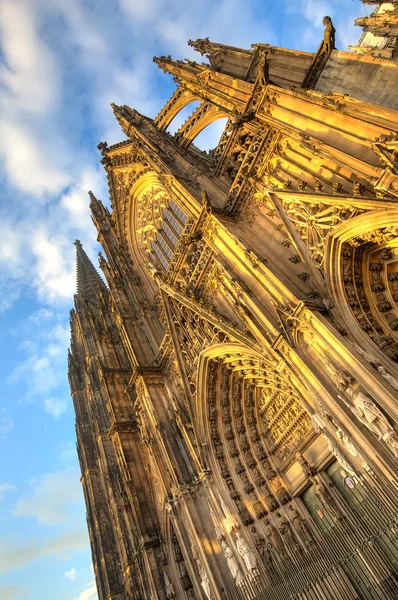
[74,239,106,305]
[110,103,143,137]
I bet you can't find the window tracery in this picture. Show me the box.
[136,187,188,270]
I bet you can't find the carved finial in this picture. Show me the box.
[153,55,172,74]
[187,37,210,55]
[111,103,143,136]
[97,141,108,156]
[202,190,212,212]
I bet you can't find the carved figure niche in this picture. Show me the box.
[342,229,398,362]
[205,353,313,529]
[258,378,313,465]
[136,186,188,271]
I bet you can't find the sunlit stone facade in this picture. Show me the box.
[69,6,398,599]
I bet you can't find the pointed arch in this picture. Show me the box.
[325,209,398,363]
[154,88,202,132]
[195,343,314,529]
[174,102,229,150]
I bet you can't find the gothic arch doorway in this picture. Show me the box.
[326,209,398,364]
[196,345,314,529]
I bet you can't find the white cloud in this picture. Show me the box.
[44,398,68,419]
[0,121,70,196]
[0,528,89,575]
[299,0,333,28]
[74,582,98,600]
[0,483,15,500]
[64,567,77,580]
[0,586,27,599]
[8,310,72,415]
[13,468,82,526]
[57,440,77,463]
[0,0,59,113]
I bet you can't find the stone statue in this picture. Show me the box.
[250,526,268,562]
[264,519,287,559]
[324,430,356,476]
[296,453,316,479]
[336,427,360,459]
[377,365,398,391]
[287,505,313,545]
[179,564,193,591]
[344,387,395,440]
[236,532,257,572]
[275,512,294,539]
[313,477,342,521]
[164,571,175,598]
[353,343,382,369]
[198,560,212,600]
[322,16,336,52]
[191,537,212,599]
[210,508,225,541]
[221,540,242,584]
[256,50,270,86]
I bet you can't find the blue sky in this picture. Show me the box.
[0,1,367,599]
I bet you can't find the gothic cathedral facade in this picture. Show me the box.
[68,5,398,600]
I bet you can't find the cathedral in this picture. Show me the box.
[68,3,398,599]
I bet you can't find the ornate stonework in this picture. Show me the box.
[69,11,398,600]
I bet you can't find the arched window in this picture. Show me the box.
[137,187,188,271]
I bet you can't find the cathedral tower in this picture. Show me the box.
[69,8,398,599]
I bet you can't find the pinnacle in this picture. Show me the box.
[74,240,106,306]
[88,190,97,203]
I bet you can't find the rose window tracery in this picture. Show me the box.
[136,186,188,270]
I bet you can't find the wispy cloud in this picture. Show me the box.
[0,482,15,500]
[13,467,82,526]
[0,528,88,575]
[7,309,71,416]
[44,398,69,419]
[0,586,28,599]
[64,567,77,580]
[74,582,98,600]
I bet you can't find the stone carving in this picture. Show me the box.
[280,197,358,268]
[296,453,317,479]
[198,561,212,600]
[256,50,270,87]
[287,505,313,545]
[191,539,213,600]
[221,540,243,584]
[179,564,193,591]
[250,526,274,571]
[164,571,176,598]
[342,387,398,457]
[323,17,336,52]
[377,366,398,391]
[325,430,356,476]
[311,413,356,475]
[275,512,294,540]
[236,532,258,573]
[313,477,342,521]
[263,520,287,560]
